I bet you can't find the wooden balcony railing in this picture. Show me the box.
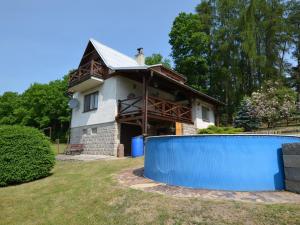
[148,96,192,122]
[118,96,143,116]
[117,96,192,123]
[69,60,107,87]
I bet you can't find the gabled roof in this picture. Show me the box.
[90,38,143,69]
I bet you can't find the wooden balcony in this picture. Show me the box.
[117,96,192,124]
[68,60,108,91]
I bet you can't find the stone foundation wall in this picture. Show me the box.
[182,123,197,135]
[70,122,120,155]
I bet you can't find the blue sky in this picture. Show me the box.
[0,0,199,94]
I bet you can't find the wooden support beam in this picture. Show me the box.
[119,121,141,126]
[142,74,149,135]
[117,115,143,123]
[81,49,97,59]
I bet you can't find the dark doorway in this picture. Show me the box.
[120,124,142,156]
[148,120,175,136]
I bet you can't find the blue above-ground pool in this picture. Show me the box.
[144,135,300,191]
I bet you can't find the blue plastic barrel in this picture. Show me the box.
[131,135,144,157]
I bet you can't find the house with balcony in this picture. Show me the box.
[68,38,223,156]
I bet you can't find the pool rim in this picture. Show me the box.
[145,134,300,140]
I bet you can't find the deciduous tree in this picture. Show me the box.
[145,53,171,68]
[169,0,296,124]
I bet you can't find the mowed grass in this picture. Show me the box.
[0,158,300,225]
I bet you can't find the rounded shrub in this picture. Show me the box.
[0,125,55,187]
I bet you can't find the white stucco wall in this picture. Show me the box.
[70,77,118,128]
[70,75,216,129]
[192,99,215,129]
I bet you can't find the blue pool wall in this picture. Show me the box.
[144,135,300,191]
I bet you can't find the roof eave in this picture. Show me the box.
[114,67,224,106]
[147,64,187,82]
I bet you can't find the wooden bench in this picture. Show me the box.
[65,144,84,155]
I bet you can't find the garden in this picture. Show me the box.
[1,157,300,225]
[0,125,299,224]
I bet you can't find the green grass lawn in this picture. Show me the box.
[0,158,300,225]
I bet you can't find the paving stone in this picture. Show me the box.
[116,167,300,204]
[285,167,300,181]
[283,155,300,168]
[286,180,300,194]
[282,143,300,155]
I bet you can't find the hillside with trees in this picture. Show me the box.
[0,0,299,138]
[169,0,300,125]
[0,75,70,141]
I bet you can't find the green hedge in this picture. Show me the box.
[0,125,55,187]
[198,125,244,134]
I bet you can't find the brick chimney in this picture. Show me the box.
[135,48,145,65]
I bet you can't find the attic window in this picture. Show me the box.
[202,106,210,122]
[84,91,98,112]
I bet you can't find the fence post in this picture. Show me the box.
[56,139,60,154]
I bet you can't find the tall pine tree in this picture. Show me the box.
[169,0,294,124]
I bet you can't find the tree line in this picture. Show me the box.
[0,75,70,141]
[168,0,300,124]
[1,0,299,137]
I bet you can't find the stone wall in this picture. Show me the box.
[70,122,120,155]
[282,143,300,193]
[182,123,197,135]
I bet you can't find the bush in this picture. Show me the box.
[198,125,244,134]
[234,97,260,131]
[0,125,55,187]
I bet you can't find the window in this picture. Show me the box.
[91,127,97,134]
[83,129,87,135]
[202,106,210,122]
[84,91,98,112]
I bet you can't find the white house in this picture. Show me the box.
[68,39,223,156]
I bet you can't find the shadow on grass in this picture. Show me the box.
[132,167,144,177]
[0,172,54,188]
